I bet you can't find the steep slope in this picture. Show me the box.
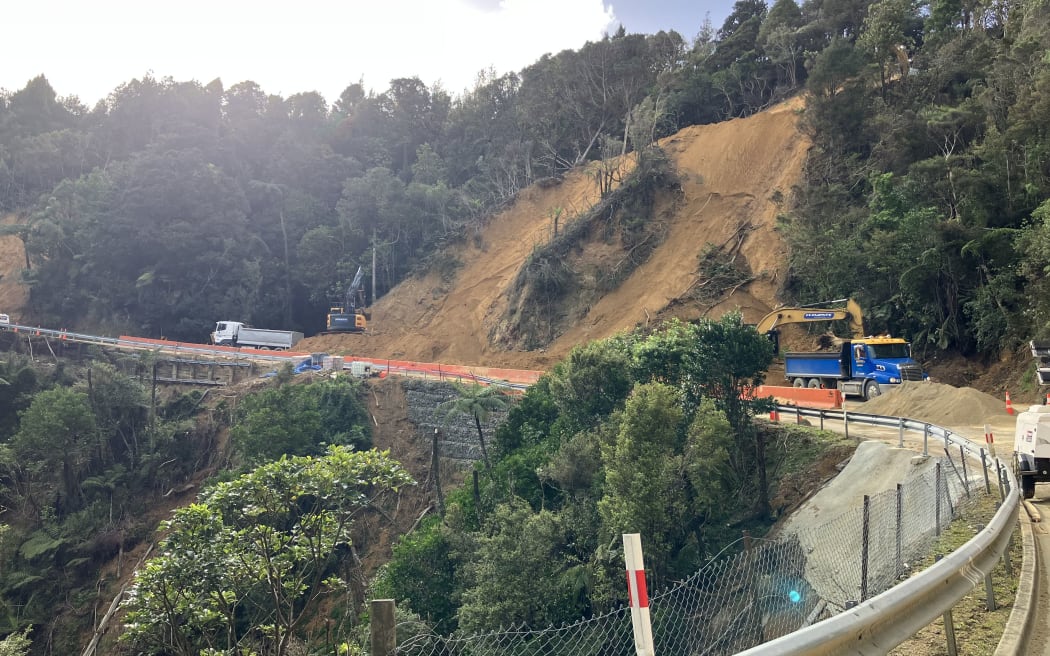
[0,215,28,318]
[304,97,809,369]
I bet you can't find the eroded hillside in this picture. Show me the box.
[304,97,810,369]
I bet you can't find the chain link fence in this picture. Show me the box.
[397,449,1005,656]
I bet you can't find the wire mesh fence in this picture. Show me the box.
[396,450,1007,656]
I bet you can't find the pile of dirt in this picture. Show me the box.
[860,382,1009,427]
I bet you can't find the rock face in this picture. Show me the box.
[400,379,508,464]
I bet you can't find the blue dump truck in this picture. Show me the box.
[784,336,927,400]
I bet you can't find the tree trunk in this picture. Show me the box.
[432,429,445,515]
[754,432,771,518]
[474,412,491,469]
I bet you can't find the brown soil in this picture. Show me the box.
[862,382,1009,428]
[0,214,28,318]
[302,97,810,370]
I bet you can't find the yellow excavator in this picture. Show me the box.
[755,298,864,353]
[324,266,369,334]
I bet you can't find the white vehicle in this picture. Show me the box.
[1014,404,1050,499]
[0,314,9,324]
[211,321,303,350]
[349,360,378,378]
[1018,340,1050,498]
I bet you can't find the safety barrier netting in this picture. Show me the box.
[395,451,1003,656]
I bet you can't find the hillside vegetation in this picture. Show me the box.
[1,0,1050,653]
[3,0,1048,368]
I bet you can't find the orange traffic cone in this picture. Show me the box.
[1006,391,1014,415]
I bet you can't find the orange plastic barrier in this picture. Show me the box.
[117,337,544,386]
[751,385,843,410]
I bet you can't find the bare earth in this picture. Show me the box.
[303,97,810,370]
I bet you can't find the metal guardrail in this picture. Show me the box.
[0,323,533,390]
[737,405,1019,655]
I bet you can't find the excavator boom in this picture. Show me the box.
[755,298,865,342]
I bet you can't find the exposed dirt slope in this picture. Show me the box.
[303,97,809,369]
[0,214,28,318]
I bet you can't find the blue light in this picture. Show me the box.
[788,589,802,604]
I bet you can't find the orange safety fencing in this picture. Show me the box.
[748,385,843,410]
[117,336,545,387]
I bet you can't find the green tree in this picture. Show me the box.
[857,0,916,95]
[231,380,369,465]
[691,313,775,517]
[546,340,633,436]
[121,447,414,656]
[439,382,510,469]
[598,382,685,570]
[0,627,31,656]
[9,387,97,517]
[759,0,805,89]
[374,516,459,633]
[457,501,588,633]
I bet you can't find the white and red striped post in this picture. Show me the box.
[984,423,997,459]
[623,533,655,656]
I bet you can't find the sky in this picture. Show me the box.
[5,0,735,107]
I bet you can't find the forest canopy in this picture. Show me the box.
[5,0,1050,354]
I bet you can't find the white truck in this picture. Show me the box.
[1017,340,1050,498]
[1014,404,1050,499]
[211,321,304,350]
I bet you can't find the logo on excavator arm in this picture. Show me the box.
[803,312,836,319]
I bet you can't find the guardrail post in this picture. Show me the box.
[819,410,824,431]
[997,461,1007,502]
[984,570,996,611]
[898,416,904,448]
[939,559,959,656]
[370,599,396,656]
[1002,529,1013,575]
[895,483,903,581]
[980,448,991,495]
[796,404,801,424]
[843,410,849,440]
[959,445,970,498]
[923,424,930,456]
[861,495,870,601]
[935,463,943,537]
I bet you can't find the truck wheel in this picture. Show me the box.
[863,380,881,401]
[1023,476,1036,499]
[807,378,822,389]
[792,378,805,388]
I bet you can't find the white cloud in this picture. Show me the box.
[5,0,618,105]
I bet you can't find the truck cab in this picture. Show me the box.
[840,337,926,398]
[211,321,243,346]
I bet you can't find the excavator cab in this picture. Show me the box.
[324,266,369,333]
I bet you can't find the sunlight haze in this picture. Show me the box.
[4,0,722,105]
